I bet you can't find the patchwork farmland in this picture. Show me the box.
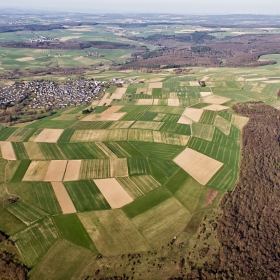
[1,64,277,279]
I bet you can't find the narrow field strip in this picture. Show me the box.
[63,160,81,181]
[96,142,118,158]
[34,129,64,143]
[44,160,67,181]
[51,182,76,214]
[0,141,16,160]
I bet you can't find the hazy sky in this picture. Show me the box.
[1,0,279,14]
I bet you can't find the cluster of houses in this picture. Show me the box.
[0,79,105,109]
[27,36,59,43]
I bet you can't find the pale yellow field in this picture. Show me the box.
[202,104,229,111]
[214,115,231,135]
[231,115,249,130]
[245,77,267,82]
[44,160,68,182]
[82,105,125,121]
[182,108,204,122]
[111,88,126,99]
[34,129,64,143]
[16,57,35,62]
[177,116,192,125]
[189,81,199,86]
[23,161,50,181]
[60,36,81,41]
[148,82,163,88]
[200,92,212,97]
[168,98,180,106]
[110,158,128,177]
[201,94,231,105]
[0,141,16,160]
[94,178,133,208]
[24,142,45,160]
[63,160,81,181]
[51,182,76,214]
[153,99,159,105]
[173,148,223,185]
[97,93,112,106]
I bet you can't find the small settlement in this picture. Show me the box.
[0,79,105,109]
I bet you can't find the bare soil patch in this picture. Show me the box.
[51,182,76,214]
[82,106,125,121]
[201,95,231,105]
[63,160,81,181]
[189,81,199,86]
[148,82,163,88]
[245,77,267,82]
[200,92,212,97]
[183,108,204,122]
[60,36,81,41]
[202,104,229,111]
[177,116,192,124]
[111,88,126,99]
[34,129,64,143]
[16,57,35,62]
[168,98,180,106]
[44,160,67,181]
[202,189,219,207]
[0,141,16,160]
[173,148,223,185]
[94,178,133,208]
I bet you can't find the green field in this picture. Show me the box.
[0,127,18,140]
[8,182,62,214]
[52,214,98,252]
[64,180,110,211]
[11,217,58,267]
[78,210,151,255]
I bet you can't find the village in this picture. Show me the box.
[0,79,105,109]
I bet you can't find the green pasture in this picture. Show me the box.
[7,201,47,225]
[78,209,151,255]
[0,208,26,235]
[122,187,172,219]
[29,239,96,280]
[53,214,98,252]
[11,217,58,267]
[8,182,62,214]
[0,127,18,140]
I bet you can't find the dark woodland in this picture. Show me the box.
[185,103,280,279]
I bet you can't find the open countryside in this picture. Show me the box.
[0,11,279,280]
